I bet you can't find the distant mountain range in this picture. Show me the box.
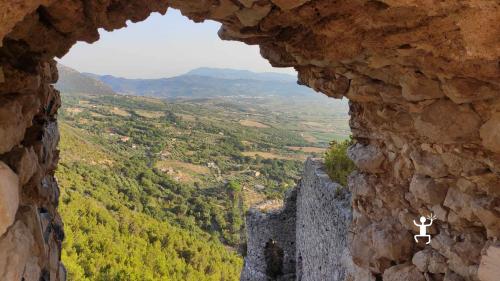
[56,64,326,101]
[186,67,297,82]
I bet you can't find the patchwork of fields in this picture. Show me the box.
[57,92,349,280]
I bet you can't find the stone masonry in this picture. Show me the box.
[0,1,499,280]
[241,189,297,281]
[242,158,372,281]
[296,158,363,281]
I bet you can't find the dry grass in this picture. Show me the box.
[156,160,210,174]
[90,111,105,117]
[130,96,165,105]
[239,119,269,128]
[155,160,210,183]
[300,121,334,133]
[110,107,130,117]
[134,110,164,118]
[286,146,326,153]
[242,151,302,160]
[66,107,83,114]
[177,113,196,122]
[241,140,253,146]
[243,187,266,208]
[253,200,284,213]
[301,133,318,143]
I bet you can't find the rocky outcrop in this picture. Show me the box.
[0,161,20,237]
[478,244,500,281]
[0,1,499,281]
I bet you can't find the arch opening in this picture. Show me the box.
[49,8,349,280]
[1,1,500,281]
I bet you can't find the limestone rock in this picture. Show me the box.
[371,220,413,262]
[478,245,500,281]
[414,100,481,143]
[3,147,39,186]
[0,0,55,45]
[410,151,448,178]
[409,175,448,205]
[17,147,39,185]
[443,188,476,222]
[400,71,443,102]
[430,204,448,222]
[210,0,240,19]
[59,263,67,281]
[0,161,20,237]
[471,197,500,238]
[442,78,499,104]
[235,4,271,26]
[351,218,377,271]
[23,257,41,281]
[412,248,447,274]
[0,221,35,281]
[348,171,375,198]
[0,96,35,154]
[479,113,500,153]
[270,0,310,10]
[382,263,425,281]
[348,143,385,173]
[444,270,465,281]
[238,0,257,8]
[352,218,413,274]
[441,152,487,177]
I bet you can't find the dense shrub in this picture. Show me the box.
[324,138,355,186]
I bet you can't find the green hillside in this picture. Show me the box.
[58,123,243,281]
[56,90,350,280]
[56,65,116,95]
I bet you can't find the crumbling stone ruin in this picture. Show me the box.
[241,188,297,281]
[0,1,499,280]
[242,158,359,281]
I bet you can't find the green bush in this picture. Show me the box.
[324,138,355,186]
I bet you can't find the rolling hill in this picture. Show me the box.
[56,64,329,101]
[185,67,297,82]
[56,64,116,95]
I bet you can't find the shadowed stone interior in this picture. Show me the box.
[0,1,499,280]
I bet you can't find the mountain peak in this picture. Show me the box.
[185,67,297,82]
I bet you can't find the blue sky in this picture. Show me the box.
[59,9,295,78]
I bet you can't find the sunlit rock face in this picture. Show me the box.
[0,1,499,280]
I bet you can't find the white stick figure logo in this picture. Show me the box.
[413,213,437,244]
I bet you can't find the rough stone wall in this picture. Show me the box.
[295,158,359,281]
[0,59,64,280]
[241,190,297,281]
[243,158,370,281]
[0,1,499,281]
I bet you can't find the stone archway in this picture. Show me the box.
[0,1,499,280]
